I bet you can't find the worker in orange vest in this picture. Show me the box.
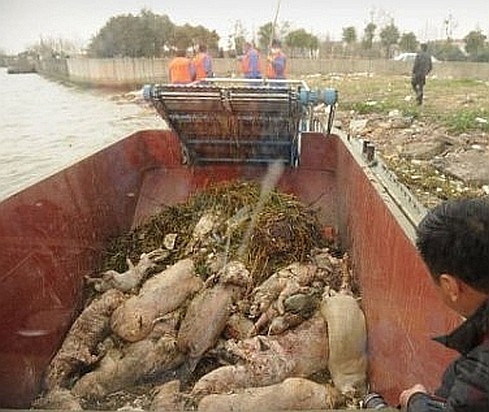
[168,49,196,84]
[266,39,287,80]
[240,42,262,79]
[193,44,214,80]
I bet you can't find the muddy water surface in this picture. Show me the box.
[0,68,164,201]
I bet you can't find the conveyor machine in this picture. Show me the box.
[143,78,337,166]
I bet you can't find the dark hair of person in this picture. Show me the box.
[198,44,207,53]
[420,43,428,52]
[416,197,489,293]
[176,49,186,57]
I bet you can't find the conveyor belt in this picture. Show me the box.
[144,79,337,166]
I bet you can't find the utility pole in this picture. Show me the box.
[269,0,282,52]
[444,12,457,41]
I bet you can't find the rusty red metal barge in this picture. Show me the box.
[0,79,460,409]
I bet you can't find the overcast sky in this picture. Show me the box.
[0,0,487,53]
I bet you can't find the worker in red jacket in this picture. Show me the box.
[168,49,196,84]
[193,44,213,80]
[266,39,287,80]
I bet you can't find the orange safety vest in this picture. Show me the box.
[169,57,195,84]
[194,52,211,80]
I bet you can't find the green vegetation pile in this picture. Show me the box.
[100,180,328,288]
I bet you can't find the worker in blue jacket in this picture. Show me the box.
[240,42,262,79]
[194,44,213,80]
[266,39,286,80]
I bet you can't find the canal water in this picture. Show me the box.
[0,68,165,201]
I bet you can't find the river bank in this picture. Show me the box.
[35,56,489,89]
[309,72,489,208]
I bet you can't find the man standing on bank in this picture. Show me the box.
[399,197,489,411]
[411,43,432,105]
[241,42,262,79]
[168,49,196,84]
[194,44,213,81]
[266,39,286,80]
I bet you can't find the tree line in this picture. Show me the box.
[85,9,321,59]
[2,8,489,63]
[341,22,489,62]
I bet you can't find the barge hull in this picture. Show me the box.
[0,130,459,408]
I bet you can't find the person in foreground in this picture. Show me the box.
[400,197,489,411]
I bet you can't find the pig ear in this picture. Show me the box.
[126,257,135,270]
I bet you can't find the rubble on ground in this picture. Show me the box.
[304,72,488,207]
[341,112,487,207]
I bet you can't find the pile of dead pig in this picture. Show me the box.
[32,181,368,411]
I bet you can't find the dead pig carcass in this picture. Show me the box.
[111,258,202,342]
[249,262,321,335]
[86,249,168,293]
[198,377,343,411]
[44,289,126,391]
[190,313,330,401]
[71,325,184,399]
[320,254,367,395]
[177,261,251,368]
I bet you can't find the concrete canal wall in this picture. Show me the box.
[36,56,489,88]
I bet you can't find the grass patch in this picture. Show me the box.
[345,100,389,114]
[311,73,489,135]
[445,109,489,133]
[343,100,421,119]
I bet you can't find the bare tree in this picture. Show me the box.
[362,22,377,51]
[228,20,248,56]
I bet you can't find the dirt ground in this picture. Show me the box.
[309,72,489,208]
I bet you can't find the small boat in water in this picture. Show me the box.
[7,66,36,74]
[6,55,37,74]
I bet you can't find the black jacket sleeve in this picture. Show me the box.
[407,353,489,412]
[407,392,446,411]
[443,353,489,412]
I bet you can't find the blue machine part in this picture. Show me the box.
[299,88,338,106]
[142,84,154,101]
